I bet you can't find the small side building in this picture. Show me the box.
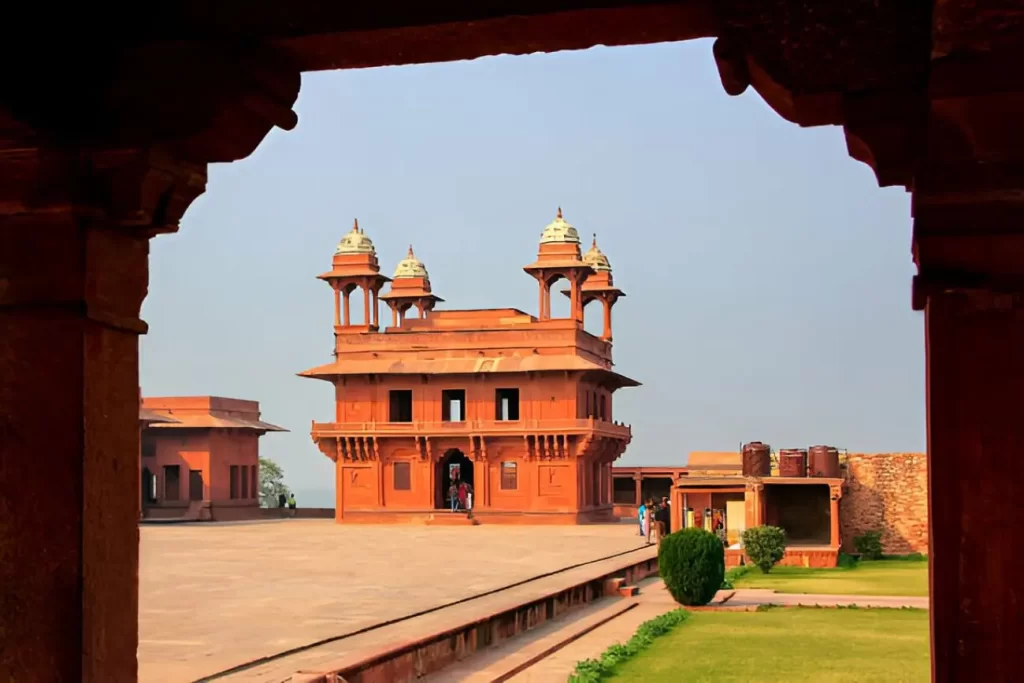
[139,396,287,519]
[670,448,844,568]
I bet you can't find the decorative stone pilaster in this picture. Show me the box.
[0,146,210,683]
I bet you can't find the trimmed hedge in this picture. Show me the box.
[567,609,689,682]
[658,528,725,606]
[742,525,786,574]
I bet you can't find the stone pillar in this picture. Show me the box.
[633,473,642,505]
[362,282,371,325]
[919,286,1024,682]
[569,274,581,323]
[343,290,351,326]
[372,287,379,328]
[828,483,842,549]
[0,147,205,683]
[333,286,341,326]
[602,298,612,341]
[537,280,546,320]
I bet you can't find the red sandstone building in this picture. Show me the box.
[301,212,638,523]
[612,447,928,567]
[139,396,286,520]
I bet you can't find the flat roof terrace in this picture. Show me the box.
[139,521,646,682]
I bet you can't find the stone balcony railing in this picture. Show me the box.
[311,416,631,440]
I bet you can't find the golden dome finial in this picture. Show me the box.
[592,233,598,249]
[557,206,563,219]
[353,218,360,233]
[407,244,415,258]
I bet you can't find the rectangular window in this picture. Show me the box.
[393,461,411,491]
[240,465,249,499]
[500,461,518,490]
[389,389,414,422]
[230,465,239,499]
[164,465,181,501]
[252,465,259,500]
[441,389,466,422]
[495,388,520,421]
[141,435,157,458]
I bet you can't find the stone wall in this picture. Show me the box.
[840,453,928,554]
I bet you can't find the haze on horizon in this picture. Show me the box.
[140,39,924,495]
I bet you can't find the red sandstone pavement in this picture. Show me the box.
[138,520,651,683]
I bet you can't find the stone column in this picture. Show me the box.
[333,286,341,326]
[919,284,1023,682]
[633,473,642,506]
[0,147,206,683]
[343,289,351,326]
[828,483,842,549]
[913,155,1024,680]
[537,279,546,320]
[602,297,612,341]
[362,281,371,325]
[371,287,379,328]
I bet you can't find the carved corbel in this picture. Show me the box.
[829,483,843,500]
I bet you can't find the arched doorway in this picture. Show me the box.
[436,449,474,511]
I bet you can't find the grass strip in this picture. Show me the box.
[567,609,689,683]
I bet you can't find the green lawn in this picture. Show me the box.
[607,608,930,683]
[731,559,929,597]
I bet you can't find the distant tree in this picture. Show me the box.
[259,457,290,508]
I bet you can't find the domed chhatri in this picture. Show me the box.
[539,207,582,245]
[583,234,612,272]
[335,218,377,255]
[393,245,429,279]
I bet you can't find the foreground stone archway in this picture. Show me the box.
[2,3,1022,681]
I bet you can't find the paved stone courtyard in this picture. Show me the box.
[139,520,646,682]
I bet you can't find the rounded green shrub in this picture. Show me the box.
[658,528,725,606]
[742,525,787,574]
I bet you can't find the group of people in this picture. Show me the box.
[638,496,671,545]
[447,479,474,512]
[277,492,298,516]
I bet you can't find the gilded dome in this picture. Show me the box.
[583,235,612,272]
[334,219,376,255]
[539,207,581,245]
[393,245,429,279]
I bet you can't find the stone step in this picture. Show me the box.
[422,597,639,683]
[617,584,640,598]
[601,577,624,595]
[425,513,480,526]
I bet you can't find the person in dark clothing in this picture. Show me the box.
[278,492,287,508]
[654,498,671,544]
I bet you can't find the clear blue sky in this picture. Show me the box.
[141,40,924,496]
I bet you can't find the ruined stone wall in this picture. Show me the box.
[840,453,928,554]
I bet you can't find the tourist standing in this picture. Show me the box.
[287,492,297,517]
[449,481,459,511]
[654,499,670,545]
[457,480,469,512]
[643,499,654,544]
[637,500,647,536]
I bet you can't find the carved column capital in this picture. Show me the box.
[0,145,207,235]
